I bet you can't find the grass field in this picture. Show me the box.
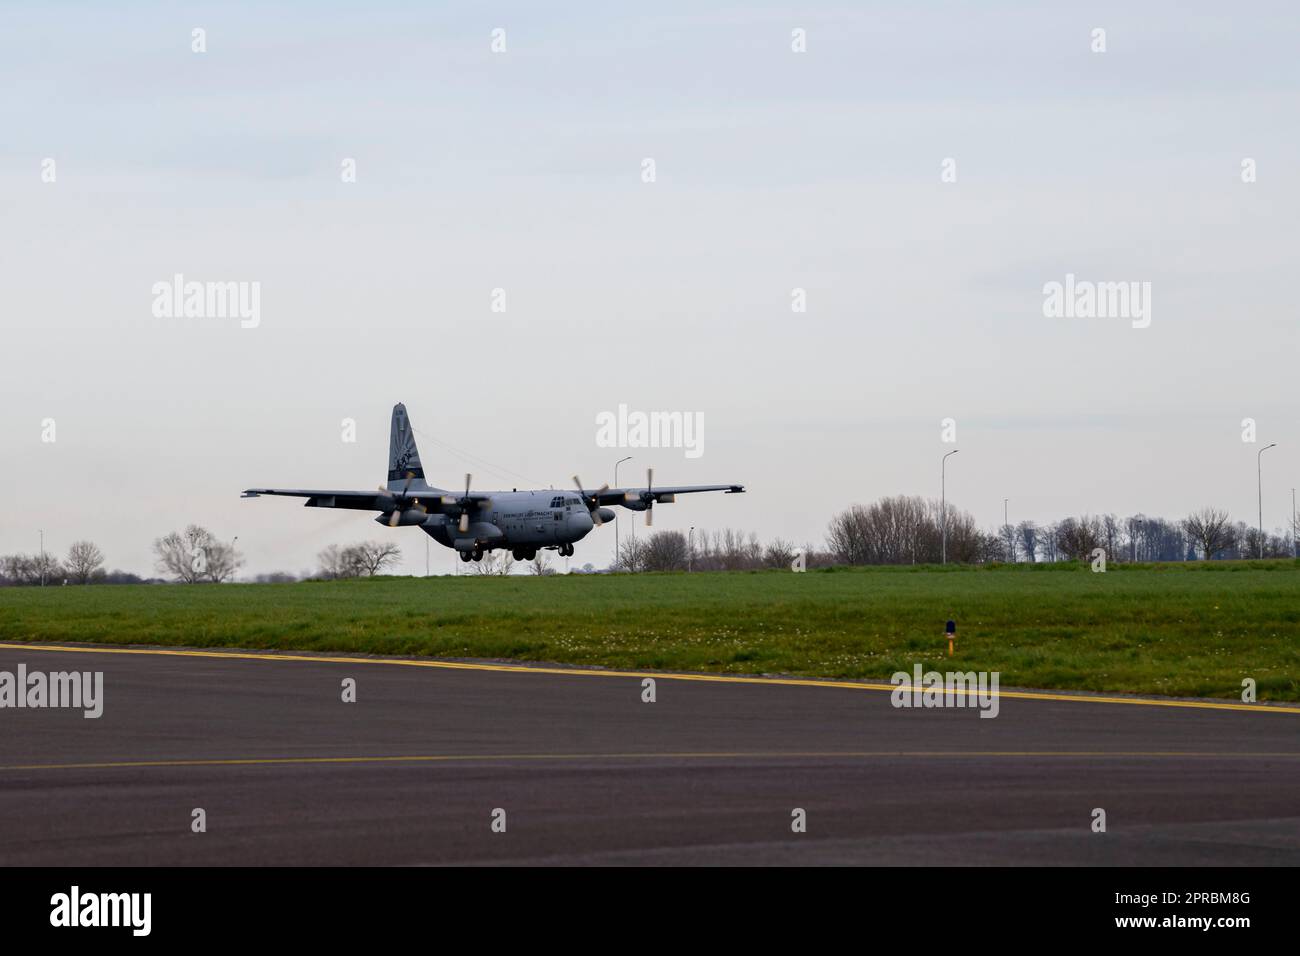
[1,561,1298,701]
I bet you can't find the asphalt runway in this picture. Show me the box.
[0,643,1297,866]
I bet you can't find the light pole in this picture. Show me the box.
[941,450,959,564]
[1258,443,1276,557]
[614,455,632,567]
[688,526,695,571]
[1003,497,1010,562]
[1293,487,1297,559]
[39,529,45,587]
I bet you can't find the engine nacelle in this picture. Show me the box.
[374,509,428,527]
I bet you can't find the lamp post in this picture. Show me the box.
[39,529,45,587]
[688,526,695,571]
[941,450,959,564]
[1292,487,1297,559]
[1003,497,1010,561]
[1258,442,1276,558]
[614,456,632,567]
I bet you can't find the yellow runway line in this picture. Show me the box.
[3,750,1299,773]
[1,641,1297,715]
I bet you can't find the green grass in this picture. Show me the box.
[1,560,1298,701]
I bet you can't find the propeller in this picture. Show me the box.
[439,473,476,534]
[572,476,610,526]
[644,467,654,526]
[377,473,426,527]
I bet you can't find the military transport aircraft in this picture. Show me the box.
[242,403,745,563]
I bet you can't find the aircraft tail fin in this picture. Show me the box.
[387,403,427,489]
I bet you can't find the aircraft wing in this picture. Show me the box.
[241,487,489,512]
[241,488,386,510]
[594,483,745,505]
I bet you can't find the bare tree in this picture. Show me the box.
[317,544,361,579]
[762,538,797,569]
[641,530,689,571]
[153,525,241,583]
[527,552,557,575]
[1101,514,1122,563]
[1055,516,1103,561]
[998,523,1017,562]
[615,536,647,572]
[65,541,105,584]
[1182,507,1234,560]
[1,554,37,585]
[348,541,403,576]
[154,525,217,583]
[466,550,513,575]
[1016,521,1038,563]
[202,539,243,583]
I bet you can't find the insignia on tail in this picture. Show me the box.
[387,403,426,487]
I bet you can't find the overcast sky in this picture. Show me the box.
[2,1,1297,577]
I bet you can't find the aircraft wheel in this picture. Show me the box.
[459,551,471,563]
[512,549,525,561]
[524,548,537,561]
[472,548,484,562]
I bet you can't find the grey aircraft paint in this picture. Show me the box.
[243,403,744,563]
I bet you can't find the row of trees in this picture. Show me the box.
[615,528,822,572]
[608,498,1297,573]
[829,497,1297,566]
[4,502,1296,585]
[992,510,1295,564]
[0,541,145,586]
[0,526,243,586]
[317,542,403,578]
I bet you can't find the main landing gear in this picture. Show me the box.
[558,543,574,557]
[511,547,538,562]
[460,547,485,562]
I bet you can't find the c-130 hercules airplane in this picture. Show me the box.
[243,403,745,563]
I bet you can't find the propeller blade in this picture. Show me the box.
[644,467,654,525]
[592,483,609,524]
[573,476,610,524]
[456,474,474,533]
[388,510,400,527]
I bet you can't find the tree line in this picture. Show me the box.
[2,500,1295,586]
